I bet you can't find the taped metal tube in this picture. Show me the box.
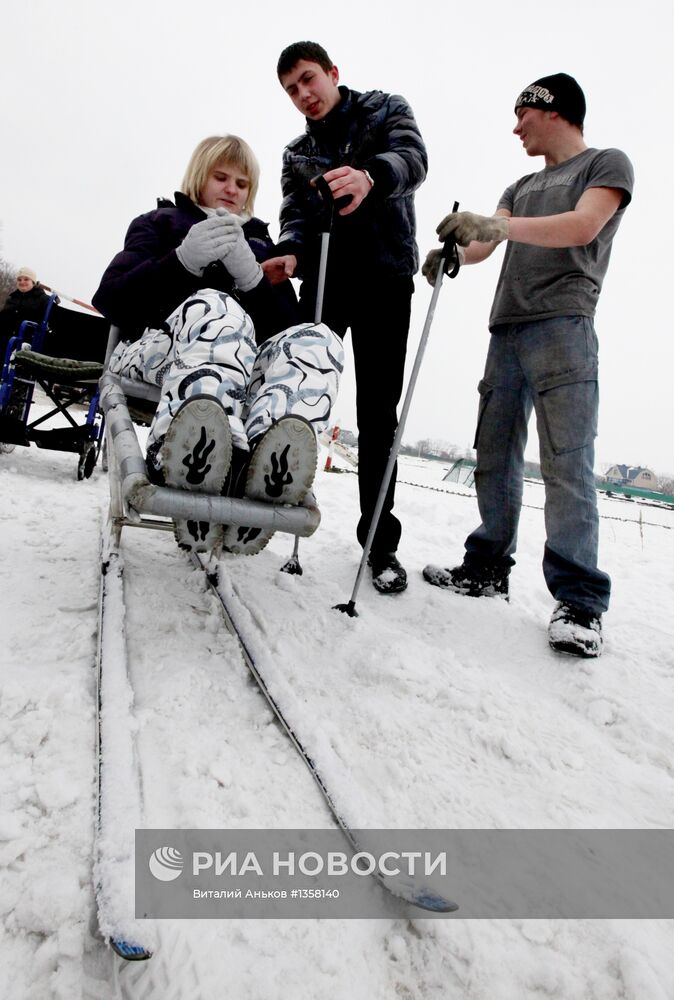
[99,373,320,537]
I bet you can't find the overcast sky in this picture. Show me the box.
[2,0,670,473]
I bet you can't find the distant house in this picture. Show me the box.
[604,465,658,489]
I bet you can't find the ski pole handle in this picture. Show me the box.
[441,201,461,279]
[313,174,332,203]
[313,174,352,226]
[312,175,335,234]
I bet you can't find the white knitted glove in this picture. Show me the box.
[214,208,263,293]
[176,215,243,275]
[437,211,509,246]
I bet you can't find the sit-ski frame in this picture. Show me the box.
[94,326,320,962]
[99,327,320,553]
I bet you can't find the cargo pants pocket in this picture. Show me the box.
[536,364,598,455]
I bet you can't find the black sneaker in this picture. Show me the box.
[422,562,509,599]
[548,602,603,658]
[369,552,408,595]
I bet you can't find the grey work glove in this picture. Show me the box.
[436,211,509,246]
[213,208,263,293]
[421,246,466,286]
[176,214,243,276]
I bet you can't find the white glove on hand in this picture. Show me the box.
[436,211,509,246]
[214,208,263,293]
[176,215,243,275]
[421,246,466,286]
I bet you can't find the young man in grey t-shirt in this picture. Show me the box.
[422,73,634,658]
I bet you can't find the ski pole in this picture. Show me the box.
[313,175,334,325]
[334,203,462,617]
[311,171,351,322]
[280,175,336,577]
[40,284,102,314]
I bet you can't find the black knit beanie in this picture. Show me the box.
[514,73,586,128]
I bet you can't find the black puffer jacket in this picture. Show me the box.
[93,193,299,345]
[278,87,428,278]
[0,285,52,331]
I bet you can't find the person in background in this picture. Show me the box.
[0,267,53,361]
[94,134,343,556]
[422,73,633,659]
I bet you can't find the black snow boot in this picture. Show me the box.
[369,552,408,595]
[548,602,603,658]
[422,561,510,599]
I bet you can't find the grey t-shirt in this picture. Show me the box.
[489,147,634,329]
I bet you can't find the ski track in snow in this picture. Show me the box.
[1,429,674,999]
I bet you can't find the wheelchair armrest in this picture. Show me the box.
[16,319,39,345]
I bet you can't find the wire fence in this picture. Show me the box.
[329,466,674,532]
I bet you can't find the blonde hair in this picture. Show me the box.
[181,135,259,215]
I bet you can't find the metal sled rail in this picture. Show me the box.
[99,372,321,539]
[94,334,328,962]
[95,526,154,961]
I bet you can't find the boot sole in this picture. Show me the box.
[548,637,602,658]
[161,396,233,553]
[223,416,317,557]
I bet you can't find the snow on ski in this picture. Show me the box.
[95,524,154,961]
[191,551,458,914]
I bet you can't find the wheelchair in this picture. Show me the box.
[0,294,109,479]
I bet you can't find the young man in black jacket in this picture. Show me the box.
[269,41,428,595]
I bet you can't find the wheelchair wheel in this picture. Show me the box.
[78,441,97,480]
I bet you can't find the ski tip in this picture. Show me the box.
[412,890,459,913]
[110,938,152,961]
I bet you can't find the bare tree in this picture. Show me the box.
[0,225,17,309]
[0,260,16,309]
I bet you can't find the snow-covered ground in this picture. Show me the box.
[1,415,674,999]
